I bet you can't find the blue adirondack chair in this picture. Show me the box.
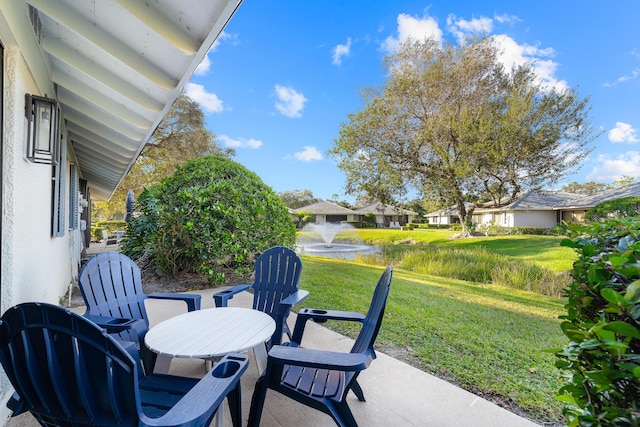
[0,302,248,427]
[247,266,393,427]
[79,252,202,374]
[213,246,309,346]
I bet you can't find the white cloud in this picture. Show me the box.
[494,13,521,25]
[194,55,212,76]
[587,151,640,181]
[447,14,493,44]
[332,38,352,66]
[218,135,263,149]
[491,34,567,91]
[609,122,639,143]
[616,68,640,84]
[184,83,223,113]
[293,146,323,162]
[194,32,237,76]
[274,84,307,118]
[381,13,443,52]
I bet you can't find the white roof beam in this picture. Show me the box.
[27,0,177,89]
[42,37,164,112]
[114,0,200,54]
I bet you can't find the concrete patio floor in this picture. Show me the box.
[5,284,541,427]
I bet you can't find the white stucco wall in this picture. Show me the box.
[2,45,77,311]
[512,210,557,228]
[1,39,85,425]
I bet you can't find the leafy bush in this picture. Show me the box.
[477,223,547,236]
[122,156,296,283]
[120,187,159,261]
[555,219,640,426]
[585,197,640,222]
[546,222,569,236]
[296,211,315,228]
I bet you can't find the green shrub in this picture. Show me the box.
[585,196,640,222]
[296,211,315,227]
[555,219,640,426]
[546,222,569,236]
[122,156,296,283]
[363,212,376,226]
[120,187,159,261]
[478,224,547,236]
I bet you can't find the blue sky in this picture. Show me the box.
[186,1,639,202]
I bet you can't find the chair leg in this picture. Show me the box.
[247,375,269,427]
[351,380,366,402]
[141,346,157,375]
[328,401,359,427]
[227,382,243,427]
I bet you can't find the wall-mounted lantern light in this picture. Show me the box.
[25,93,59,165]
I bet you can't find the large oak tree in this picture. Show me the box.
[330,37,598,235]
[95,93,234,219]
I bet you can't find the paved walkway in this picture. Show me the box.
[5,284,540,427]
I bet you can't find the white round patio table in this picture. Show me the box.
[145,307,275,374]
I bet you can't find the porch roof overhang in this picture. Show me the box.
[5,0,242,200]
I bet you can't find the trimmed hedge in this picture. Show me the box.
[555,219,640,426]
[121,156,296,283]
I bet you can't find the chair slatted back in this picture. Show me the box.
[350,266,393,357]
[252,246,302,321]
[79,252,149,344]
[0,303,139,426]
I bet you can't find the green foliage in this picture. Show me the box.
[585,196,640,222]
[555,219,640,426]
[122,156,296,283]
[363,212,376,225]
[120,187,160,261]
[547,222,570,236]
[295,211,315,228]
[477,224,549,236]
[96,92,234,220]
[277,189,320,209]
[385,245,569,297]
[330,36,598,236]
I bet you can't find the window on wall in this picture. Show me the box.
[51,132,66,237]
[68,164,78,230]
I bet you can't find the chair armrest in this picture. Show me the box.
[268,346,372,372]
[213,284,251,307]
[147,293,201,311]
[291,309,365,344]
[139,353,249,427]
[279,290,309,311]
[83,314,147,335]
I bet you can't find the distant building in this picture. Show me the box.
[295,200,417,227]
[425,183,640,228]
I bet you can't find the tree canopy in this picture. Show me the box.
[330,36,598,234]
[94,93,234,219]
[277,189,320,209]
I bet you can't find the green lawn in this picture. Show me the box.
[296,229,574,425]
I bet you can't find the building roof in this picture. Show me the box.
[354,202,418,216]
[565,182,640,208]
[294,200,357,215]
[426,183,640,217]
[9,0,242,199]
[476,190,581,212]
